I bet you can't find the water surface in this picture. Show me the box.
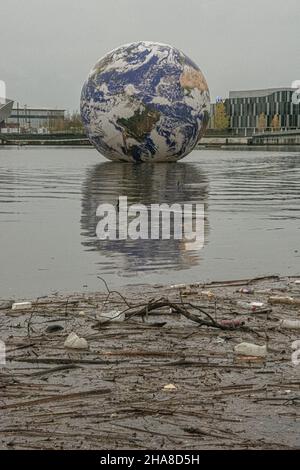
[0,146,299,298]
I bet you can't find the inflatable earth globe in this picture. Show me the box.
[80,41,210,162]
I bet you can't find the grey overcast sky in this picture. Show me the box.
[1,0,300,111]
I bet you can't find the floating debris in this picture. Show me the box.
[280,319,300,330]
[236,300,265,311]
[2,275,300,450]
[163,384,177,390]
[269,296,300,306]
[250,301,265,310]
[234,342,267,357]
[12,301,32,310]
[200,290,215,299]
[46,324,64,334]
[239,287,254,294]
[64,332,88,350]
[96,310,125,323]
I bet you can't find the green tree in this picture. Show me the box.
[213,102,229,130]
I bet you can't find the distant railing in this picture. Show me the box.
[207,127,300,137]
[252,127,300,135]
[1,127,86,135]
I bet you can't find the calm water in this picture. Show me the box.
[0,146,299,298]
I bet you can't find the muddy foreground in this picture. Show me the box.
[0,275,299,450]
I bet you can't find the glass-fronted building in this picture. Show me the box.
[225,87,300,131]
[5,107,65,132]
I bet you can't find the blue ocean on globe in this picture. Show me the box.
[80,41,210,162]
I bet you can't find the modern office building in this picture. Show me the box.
[4,106,65,132]
[209,87,300,134]
[225,87,300,132]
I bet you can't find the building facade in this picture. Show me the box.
[4,106,65,132]
[225,88,300,132]
[209,88,300,135]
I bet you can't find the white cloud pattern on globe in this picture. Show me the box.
[80,41,210,162]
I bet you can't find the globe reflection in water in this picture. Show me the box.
[81,162,209,276]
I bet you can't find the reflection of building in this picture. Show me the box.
[4,106,65,133]
[81,162,209,274]
[209,88,300,134]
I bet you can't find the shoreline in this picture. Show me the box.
[2,132,300,149]
[1,142,300,152]
[1,275,300,449]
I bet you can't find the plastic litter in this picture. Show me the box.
[96,310,125,323]
[169,307,176,314]
[12,302,32,310]
[201,290,215,299]
[280,319,300,330]
[46,324,64,333]
[250,301,265,310]
[215,337,225,344]
[239,288,254,294]
[236,300,264,311]
[163,384,177,390]
[64,332,88,350]
[234,342,267,357]
[236,301,252,309]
